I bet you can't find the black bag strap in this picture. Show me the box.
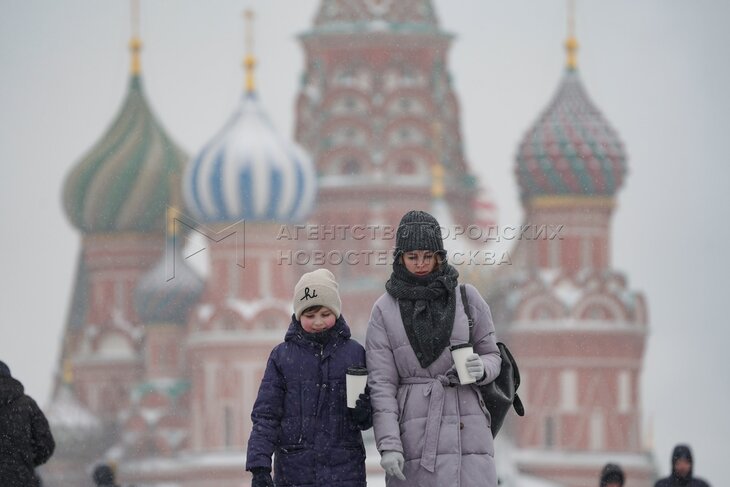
[460,285,525,418]
[460,284,475,343]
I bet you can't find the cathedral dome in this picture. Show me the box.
[133,236,204,325]
[515,69,627,203]
[62,73,187,233]
[183,92,316,223]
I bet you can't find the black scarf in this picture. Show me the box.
[295,319,341,345]
[385,262,459,368]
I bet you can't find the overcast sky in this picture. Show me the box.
[1,0,728,484]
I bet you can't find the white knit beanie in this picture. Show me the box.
[293,268,342,320]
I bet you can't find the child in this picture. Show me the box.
[246,269,372,487]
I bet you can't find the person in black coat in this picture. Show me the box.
[0,360,56,487]
[600,463,625,487]
[246,269,372,487]
[654,444,711,487]
[92,463,120,487]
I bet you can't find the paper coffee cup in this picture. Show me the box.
[346,366,368,408]
[450,344,477,385]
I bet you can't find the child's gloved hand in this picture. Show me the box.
[350,385,373,430]
[251,467,274,487]
[380,450,406,480]
[465,353,485,380]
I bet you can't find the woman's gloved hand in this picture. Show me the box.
[350,385,373,430]
[251,467,274,487]
[465,353,485,380]
[380,450,406,480]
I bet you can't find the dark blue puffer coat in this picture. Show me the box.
[246,315,367,487]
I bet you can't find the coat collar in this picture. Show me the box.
[285,314,351,358]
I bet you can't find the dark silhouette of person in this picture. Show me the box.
[600,463,625,487]
[655,444,710,487]
[92,463,120,487]
[0,360,55,487]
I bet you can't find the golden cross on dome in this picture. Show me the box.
[243,9,257,93]
[129,0,142,75]
[565,0,579,70]
[62,359,73,384]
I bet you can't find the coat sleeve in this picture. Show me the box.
[246,347,286,471]
[28,396,55,466]
[365,302,403,454]
[465,284,502,385]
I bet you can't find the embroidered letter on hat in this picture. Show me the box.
[300,287,318,301]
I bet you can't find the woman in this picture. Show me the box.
[366,210,501,487]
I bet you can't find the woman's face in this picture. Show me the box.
[402,250,438,276]
[300,306,337,333]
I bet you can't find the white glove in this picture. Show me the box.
[380,450,406,480]
[465,353,485,380]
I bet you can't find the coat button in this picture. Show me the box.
[460,422,464,430]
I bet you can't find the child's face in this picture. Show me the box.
[300,306,337,333]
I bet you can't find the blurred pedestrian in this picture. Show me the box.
[600,463,625,487]
[0,360,55,487]
[655,444,710,487]
[92,463,120,487]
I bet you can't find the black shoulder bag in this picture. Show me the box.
[460,284,525,437]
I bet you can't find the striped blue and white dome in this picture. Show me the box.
[184,92,317,223]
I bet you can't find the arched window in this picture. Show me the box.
[224,406,234,448]
[585,304,611,320]
[337,69,356,86]
[96,333,135,359]
[397,159,416,175]
[342,159,361,175]
[402,67,417,86]
[544,416,555,448]
[590,411,605,450]
[532,304,556,320]
[214,311,242,331]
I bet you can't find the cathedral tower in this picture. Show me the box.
[295,0,497,328]
[492,10,656,486]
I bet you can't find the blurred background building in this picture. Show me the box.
[41,1,655,485]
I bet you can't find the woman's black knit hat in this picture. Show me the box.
[394,210,445,257]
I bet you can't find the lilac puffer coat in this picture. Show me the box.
[366,283,501,487]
